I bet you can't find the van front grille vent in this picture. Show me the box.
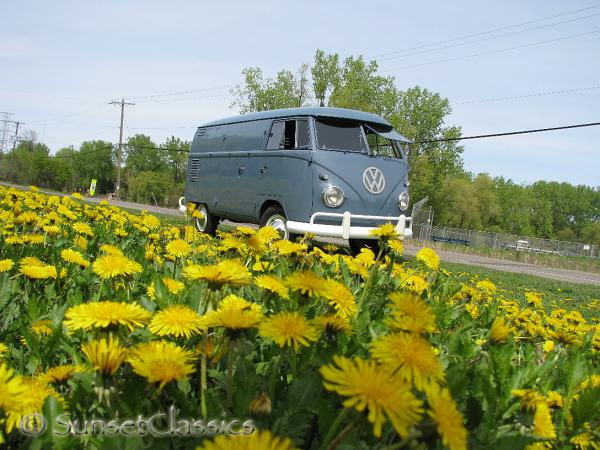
[188,159,200,182]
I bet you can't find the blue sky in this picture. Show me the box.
[1,0,598,186]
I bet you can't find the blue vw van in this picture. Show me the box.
[180,107,412,252]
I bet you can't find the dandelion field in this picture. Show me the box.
[0,186,598,450]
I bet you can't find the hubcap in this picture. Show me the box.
[194,205,208,232]
[266,214,289,240]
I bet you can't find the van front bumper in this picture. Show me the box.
[286,211,412,240]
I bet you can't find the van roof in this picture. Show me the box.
[200,107,392,128]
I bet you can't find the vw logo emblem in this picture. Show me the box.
[362,167,385,194]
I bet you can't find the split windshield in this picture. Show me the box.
[314,118,403,158]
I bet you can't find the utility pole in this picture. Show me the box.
[11,121,23,151]
[0,112,14,153]
[109,98,134,199]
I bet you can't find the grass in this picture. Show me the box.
[436,259,600,319]
[408,238,600,274]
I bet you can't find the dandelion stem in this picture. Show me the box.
[226,338,236,409]
[319,407,350,450]
[200,331,208,420]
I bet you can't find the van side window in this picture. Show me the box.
[267,120,310,150]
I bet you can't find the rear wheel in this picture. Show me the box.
[194,203,219,236]
[260,206,297,241]
[349,238,381,256]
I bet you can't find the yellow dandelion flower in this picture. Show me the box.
[425,383,467,450]
[543,340,555,353]
[489,317,510,344]
[533,401,556,439]
[320,356,423,438]
[313,315,353,336]
[161,277,185,294]
[74,235,88,250]
[99,244,123,256]
[141,214,161,230]
[271,240,307,256]
[5,376,62,433]
[476,280,496,294]
[402,274,428,295]
[386,292,437,334]
[41,364,86,384]
[546,328,582,347]
[259,312,318,351]
[64,301,151,331]
[72,222,94,237]
[149,305,205,338]
[42,224,60,235]
[20,264,57,279]
[0,363,26,412]
[165,239,192,258]
[369,222,400,239]
[570,431,596,450]
[147,284,156,300]
[371,332,445,390]
[71,192,84,200]
[92,253,143,279]
[127,340,195,389]
[60,248,90,268]
[388,239,404,255]
[415,247,440,271]
[285,271,330,298]
[203,295,263,330]
[23,234,44,244]
[323,279,357,318]
[525,292,543,309]
[0,343,8,357]
[355,247,376,267]
[255,275,289,300]
[31,319,53,336]
[182,259,252,289]
[82,337,127,375]
[114,227,128,237]
[196,429,297,450]
[0,259,14,272]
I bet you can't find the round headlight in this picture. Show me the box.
[322,186,345,208]
[399,191,409,211]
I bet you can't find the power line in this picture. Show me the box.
[373,4,600,59]
[382,28,600,72]
[453,85,600,106]
[27,103,111,124]
[377,11,600,62]
[124,143,189,153]
[45,145,113,159]
[130,84,235,101]
[415,121,600,144]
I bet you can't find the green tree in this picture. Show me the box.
[230,67,309,113]
[162,136,190,183]
[311,50,340,107]
[125,134,166,175]
[72,140,115,194]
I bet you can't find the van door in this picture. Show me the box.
[310,119,409,223]
[242,118,313,222]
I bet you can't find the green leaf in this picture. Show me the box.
[570,386,600,431]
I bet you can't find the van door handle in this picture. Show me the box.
[238,166,245,175]
[260,166,268,174]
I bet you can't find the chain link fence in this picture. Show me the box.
[410,206,598,258]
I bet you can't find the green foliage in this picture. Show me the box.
[128,171,183,206]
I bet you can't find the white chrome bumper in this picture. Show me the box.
[287,211,412,240]
[178,197,187,215]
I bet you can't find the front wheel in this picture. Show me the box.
[259,206,297,241]
[194,203,219,236]
[349,238,381,256]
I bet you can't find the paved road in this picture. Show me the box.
[3,182,600,286]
